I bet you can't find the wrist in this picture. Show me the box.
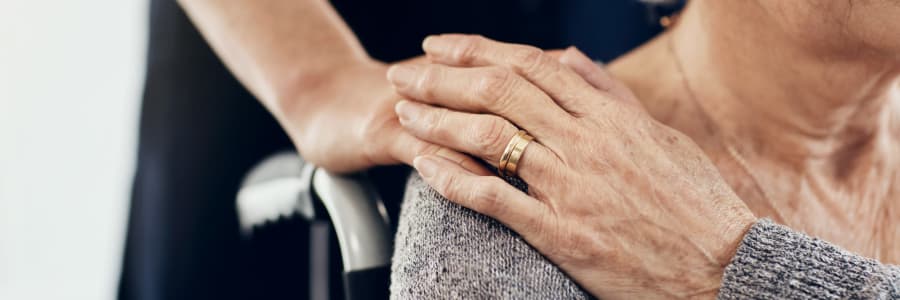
[271,59,384,117]
[704,212,757,298]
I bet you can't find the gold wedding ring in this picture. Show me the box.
[498,130,534,177]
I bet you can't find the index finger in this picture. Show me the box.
[423,34,604,116]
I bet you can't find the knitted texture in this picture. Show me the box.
[390,174,900,299]
[718,219,900,300]
[390,174,592,299]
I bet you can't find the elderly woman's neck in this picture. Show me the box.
[669,1,900,169]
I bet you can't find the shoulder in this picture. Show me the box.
[389,174,591,299]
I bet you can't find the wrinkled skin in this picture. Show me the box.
[608,0,900,263]
[388,34,757,299]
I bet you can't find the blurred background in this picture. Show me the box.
[0,0,147,299]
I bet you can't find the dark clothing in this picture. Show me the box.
[119,1,667,299]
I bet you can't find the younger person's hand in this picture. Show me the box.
[282,50,610,174]
[277,58,487,174]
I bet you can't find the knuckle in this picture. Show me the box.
[436,172,461,200]
[587,235,617,264]
[472,117,509,155]
[472,178,507,216]
[297,134,325,164]
[522,211,549,238]
[531,218,567,260]
[299,128,355,168]
[510,46,550,75]
[452,35,483,65]
[565,232,607,263]
[475,67,516,109]
[421,107,448,135]
[416,65,442,99]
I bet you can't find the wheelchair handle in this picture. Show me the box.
[311,168,392,272]
[237,152,392,299]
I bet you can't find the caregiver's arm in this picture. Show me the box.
[178,0,366,108]
[390,35,900,299]
[177,0,479,172]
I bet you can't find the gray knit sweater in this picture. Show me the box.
[390,174,900,299]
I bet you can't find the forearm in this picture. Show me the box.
[177,0,371,115]
[719,219,900,299]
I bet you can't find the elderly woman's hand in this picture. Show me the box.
[387,34,757,299]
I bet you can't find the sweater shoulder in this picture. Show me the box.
[389,174,590,299]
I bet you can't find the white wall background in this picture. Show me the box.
[0,0,147,299]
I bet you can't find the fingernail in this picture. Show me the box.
[394,100,422,124]
[413,156,438,179]
[387,65,416,88]
[422,35,448,52]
